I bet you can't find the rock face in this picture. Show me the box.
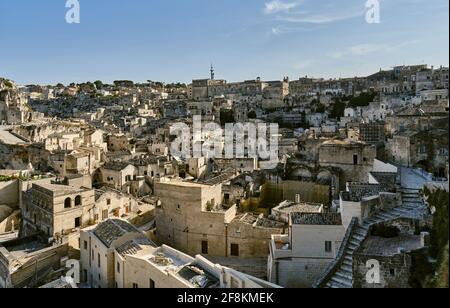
[1,90,30,125]
[0,78,16,91]
[0,78,32,125]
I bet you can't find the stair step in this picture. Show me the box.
[330,277,352,288]
[343,260,352,267]
[336,271,352,281]
[348,244,358,251]
[350,239,361,247]
[342,264,353,273]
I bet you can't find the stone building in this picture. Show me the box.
[0,88,31,125]
[80,219,280,289]
[154,179,284,260]
[387,129,449,177]
[97,162,137,193]
[359,123,386,146]
[80,219,156,288]
[319,140,377,187]
[353,219,428,288]
[0,235,69,288]
[107,134,131,152]
[268,212,345,288]
[120,244,281,289]
[21,178,95,238]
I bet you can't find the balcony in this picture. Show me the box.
[270,234,292,260]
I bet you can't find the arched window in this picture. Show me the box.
[75,195,82,206]
[64,198,72,209]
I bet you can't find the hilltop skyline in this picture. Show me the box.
[4,62,449,88]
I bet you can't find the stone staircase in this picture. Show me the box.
[319,189,428,289]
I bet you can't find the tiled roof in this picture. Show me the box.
[93,219,140,248]
[291,212,342,226]
[116,237,156,257]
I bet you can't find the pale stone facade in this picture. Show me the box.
[154,179,284,259]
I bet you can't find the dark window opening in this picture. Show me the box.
[325,241,332,253]
[231,244,239,257]
[75,217,81,228]
[75,195,82,206]
[202,241,209,255]
[64,198,72,209]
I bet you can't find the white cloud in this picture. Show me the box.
[330,41,422,59]
[264,0,365,25]
[264,0,302,15]
[276,10,364,24]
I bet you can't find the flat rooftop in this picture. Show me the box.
[137,246,221,288]
[33,182,89,195]
[274,200,324,214]
[1,236,49,260]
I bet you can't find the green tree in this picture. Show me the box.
[329,99,347,120]
[348,92,377,108]
[94,80,103,90]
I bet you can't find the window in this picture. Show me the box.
[149,279,155,289]
[325,241,332,253]
[75,196,82,206]
[353,155,358,165]
[107,199,111,206]
[98,253,101,268]
[390,269,396,276]
[64,198,71,209]
[132,283,139,289]
[231,244,239,257]
[84,241,88,250]
[117,262,120,273]
[420,145,427,154]
[202,241,209,255]
[102,209,109,220]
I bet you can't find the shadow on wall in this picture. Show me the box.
[0,180,19,209]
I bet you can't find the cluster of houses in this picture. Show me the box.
[0,64,448,288]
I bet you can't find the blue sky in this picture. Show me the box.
[0,0,448,85]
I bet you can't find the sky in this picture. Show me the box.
[0,0,448,85]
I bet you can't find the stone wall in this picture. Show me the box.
[353,253,412,288]
[261,181,330,207]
